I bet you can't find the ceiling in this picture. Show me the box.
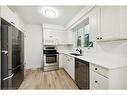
[9,6,84,26]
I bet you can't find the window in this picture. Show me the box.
[73,18,93,48]
[76,28,83,47]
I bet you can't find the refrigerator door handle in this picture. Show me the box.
[1,50,8,54]
[3,74,14,81]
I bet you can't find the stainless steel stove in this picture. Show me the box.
[43,46,59,71]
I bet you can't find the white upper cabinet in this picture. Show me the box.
[120,7,127,39]
[1,6,17,25]
[89,7,101,41]
[100,6,120,41]
[89,6,127,42]
[43,27,73,45]
[0,6,25,32]
[43,29,66,45]
[43,29,57,45]
[56,31,67,45]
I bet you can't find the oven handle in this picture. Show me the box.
[44,54,58,55]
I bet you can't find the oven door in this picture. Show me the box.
[44,54,58,66]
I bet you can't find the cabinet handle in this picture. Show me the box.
[95,68,98,70]
[100,37,103,39]
[11,22,15,25]
[97,38,99,40]
[95,80,98,83]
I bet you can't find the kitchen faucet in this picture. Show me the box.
[76,48,82,55]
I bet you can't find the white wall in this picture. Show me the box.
[24,24,43,69]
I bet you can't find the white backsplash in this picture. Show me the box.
[82,40,127,61]
[56,45,73,52]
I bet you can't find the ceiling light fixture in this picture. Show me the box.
[42,7,58,18]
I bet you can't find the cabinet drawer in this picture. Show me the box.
[90,63,109,78]
[90,70,109,89]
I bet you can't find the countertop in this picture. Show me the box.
[59,51,127,70]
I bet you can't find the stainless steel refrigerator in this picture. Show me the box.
[1,18,24,89]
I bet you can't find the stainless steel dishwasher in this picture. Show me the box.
[75,58,89,89]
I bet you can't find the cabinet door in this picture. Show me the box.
[1,6,16,26]
[66,56,70,74]
[90,70,109,89]
[54,31,63,44]
[43,29,52,40]
[43,29,56,45]
[59,54,63,68]
[100,7,120,40]
[68,56,75,80]
[120,7,127,39]
[55,31,70,45]
[63,55,75,80]
[89,7,101,41]
[60,31,68,44]
[63,55,68,72]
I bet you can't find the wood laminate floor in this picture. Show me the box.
[19,69,78,89]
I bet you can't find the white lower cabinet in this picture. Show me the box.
[62,54,75,80]
[90,70,109,89]
[63,54,68,72]
[67,56,75,80]
[90,63,127,89]
[59,53,64,68]
[90,63,109,78]
[90,63,109,89]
